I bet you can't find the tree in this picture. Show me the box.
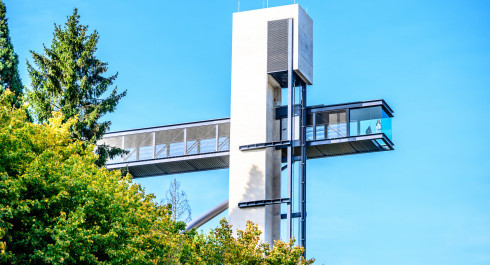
[0,90,313,263]
[165,178,192,223]
[187,219,315,264]
[27,8,126,166]
[0,0,23,108]
[0,91,183,264]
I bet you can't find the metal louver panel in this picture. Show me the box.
[267,19,289,73]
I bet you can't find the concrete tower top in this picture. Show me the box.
[232,4,313,85]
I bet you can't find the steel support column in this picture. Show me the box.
[286,18,294,240]
[299,83,307,256]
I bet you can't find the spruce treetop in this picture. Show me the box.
[27,8,126,166]
[0,0,23,108]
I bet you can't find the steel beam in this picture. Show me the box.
[299,83,307,255]
[238,197,291,208]
[281,212,304,219]
[286,17,294,241]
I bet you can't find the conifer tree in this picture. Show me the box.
[0,0,23,108]
[27,8,126,166]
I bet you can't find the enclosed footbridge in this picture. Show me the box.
[100,99,393,178]
[99,118,231,177]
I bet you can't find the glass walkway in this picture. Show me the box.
[100,99,393,178]
[98,118,230,177]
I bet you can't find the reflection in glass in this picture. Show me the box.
[309,110,347,140]
[155,144,168,158]
[306,126,314,140]
[381,110,392,140]
[169,142,185,157]
[349,106,392,140]
[138,145,153,160]
[200,138,216,153]
[125,147,136,162]
[218,137,229,151]
[316,125,325,140]
[327,111,347,139]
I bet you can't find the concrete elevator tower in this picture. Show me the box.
[228,4,313,244]
[100,3,395,257]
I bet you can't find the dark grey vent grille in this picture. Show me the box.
[267,19,289,73]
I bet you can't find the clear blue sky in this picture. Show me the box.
[5,0,490,263]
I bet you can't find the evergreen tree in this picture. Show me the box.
[0,0,23,108]
[27,8,126,166]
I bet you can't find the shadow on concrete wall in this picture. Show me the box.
[229,164,264,219]
[243,165,264,202]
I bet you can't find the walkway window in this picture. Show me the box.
[349,106,392,140]
[312,110,347,140]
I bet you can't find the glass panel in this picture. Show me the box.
[382,109,393,141]
[123,133,153,162]
[125,147,137,162]
[169,142,185,157]
[155,144,168,158]
[306,113,313,126]
[314,110,347,140]
[185,124,217,155]
[218,123,230,151]
[98,136,123,164]
[281,87,288,106]
[155,128,184,158]
[218,137,229,151]
[139,145,153,160]
[186,140,198,155]
[327,111,347,139]
[316,125,325,140]
[109,155,123,164]
[349,106,391,140]
[349,121,358,137]
[306,126,314,140]
[200,138,216,153]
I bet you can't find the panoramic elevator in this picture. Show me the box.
[99,4,394,257]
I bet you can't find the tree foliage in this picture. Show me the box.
[0,0,23,108]
[165,178,192,223]
[0,91,314,264]
[185,219,314,264]
[26,8,126,166]
[0,91,183,264]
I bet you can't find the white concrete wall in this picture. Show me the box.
[296,6,313,85]
[228,4,312,245]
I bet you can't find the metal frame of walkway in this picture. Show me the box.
[100,99,393,178]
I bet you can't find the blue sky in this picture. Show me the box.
[5,0,490,263]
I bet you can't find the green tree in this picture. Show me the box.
[0,0,23,108]
[0,91,184,264]
[0,90,314,264]
[185,219,315,264]
[27,8,126,166]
